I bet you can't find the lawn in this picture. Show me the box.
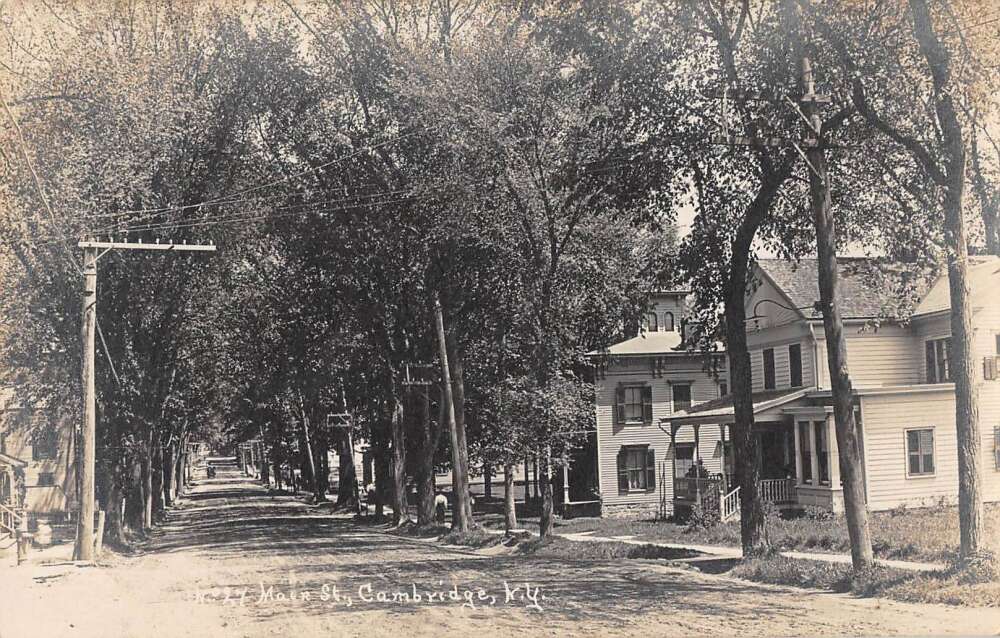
[476,502,1000,564]
[730,556,1000,607]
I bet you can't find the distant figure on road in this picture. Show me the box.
[434,493,447,524]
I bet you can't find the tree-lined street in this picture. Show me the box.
[4,461,999,638]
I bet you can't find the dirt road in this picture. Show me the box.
[3,468,999,638]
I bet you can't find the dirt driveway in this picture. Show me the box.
[3,473,999,638]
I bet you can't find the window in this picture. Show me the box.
[672,384,692,412]
[789,344,803,387]
[645,312,658,332]
[664,312,675,332]
[37,472,55,487]
[996,334,1000,355]
[615,385,652,425]
[674,443,695,478]
[906,428,935,476]
[617,446,655,492]
[925,337,952,383]
[32,429,57,461]
[719,381,728,397]
[763,348,776,390]
[815,422,830,484]
[798,421,812,484]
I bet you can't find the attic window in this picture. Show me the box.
[645,312,658,332]
[664,312,675,332]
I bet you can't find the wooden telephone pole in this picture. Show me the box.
[75,239,216,562]
[714,42,874,568]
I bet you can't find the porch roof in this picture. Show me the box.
[661,387,811,427]
[0,451,27,468]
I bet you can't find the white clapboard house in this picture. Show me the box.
[590,257,1000,519]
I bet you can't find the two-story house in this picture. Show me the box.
[0,389,77,536]
[593,258,1000,519]
[589,290,729,516]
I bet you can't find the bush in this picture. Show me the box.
[685,503,720,531]
[801,505,837,522]
[440,527,501,549]
[730,555,853,592]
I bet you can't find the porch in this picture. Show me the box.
[0,452,27,538]
[661,388,846,519]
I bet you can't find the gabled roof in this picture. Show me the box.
[913,257,1000,317]
[756,258,920,320]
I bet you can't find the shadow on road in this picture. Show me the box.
[136,469,806,629]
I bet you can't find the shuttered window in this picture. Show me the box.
[615,385,652,425]
[906,428,935,476]
[763,348,776,390]
[617,446,655,492]
[789,344,803,387]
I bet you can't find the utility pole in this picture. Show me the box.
[797,53,875,570]
[433,292,470,532]
[713,38,874,569]
[75,238,215,562]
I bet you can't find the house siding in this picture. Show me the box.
[1,411,76,516]
[596,356,724,511]
[860,388,1000,510]
[747,323,816,392]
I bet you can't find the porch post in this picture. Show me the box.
[808,421,820,487]
[669,427,677,503]
[793,422,803,485]
[693,424,701,506]
[718,424,727,490]
[826,415,840,486]
[562,462,570,505]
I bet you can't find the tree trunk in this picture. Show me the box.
[387,388,409,526]
[273,448,283,491]
[539,448,553,537]
[125,458,144,533]
[448,335,474,526]
[415,388,438,527]
[151,435,165,517]
[724,184,786,557]
[336,431,360,510]
[797,54,876,571]
[433,292,470,531]
[484,467,492,500]
[162,442,174,508]
[142,436,153,531]
[300,412,324,502]
[909,0,984,562]
[503,462,517,531]
[104,456,125,545]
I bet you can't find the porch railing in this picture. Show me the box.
[758,478,796,503]
[721,486,740,522]
[673,477,795,504]
[673,477,720,501]
[0,502,23,537]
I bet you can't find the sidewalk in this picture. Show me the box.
[557,530,948,572]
